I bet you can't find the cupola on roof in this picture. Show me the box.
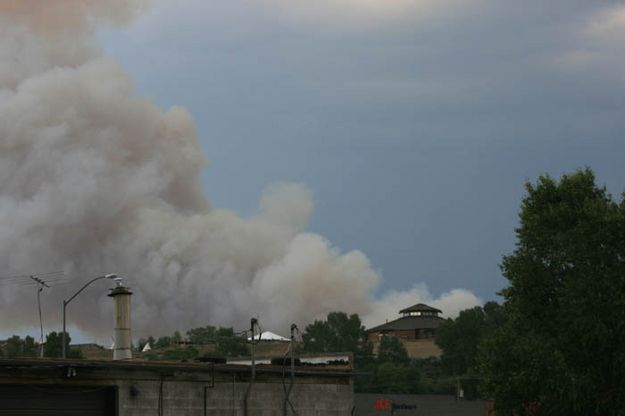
[399,303,442,315]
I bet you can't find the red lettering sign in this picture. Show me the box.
[373,399,391,411]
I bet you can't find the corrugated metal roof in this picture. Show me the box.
[366,316,445,333]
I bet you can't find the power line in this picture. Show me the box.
[0,271,67,288]
[29,275,51,289]
[0,270,64,281]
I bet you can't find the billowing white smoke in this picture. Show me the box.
[0,1,480,338]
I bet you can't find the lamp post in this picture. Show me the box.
[62,273,117,359]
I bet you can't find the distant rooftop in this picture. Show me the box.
[399,303,442,315]
[366,316,443,333]
[366,303,444,333]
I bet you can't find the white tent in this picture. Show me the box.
[247,331,289,342]
[141,342,152,352]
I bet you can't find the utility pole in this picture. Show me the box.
[244,318,260,416]
[251,318,258,387]
[0,271,64,358]
[29,276,50,358]
[283,323,298,416]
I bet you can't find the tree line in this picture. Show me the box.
[435,169,625,415]
[137,325,249,360]
[0,332,81,358]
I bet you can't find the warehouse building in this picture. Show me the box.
[0,280,354,415]
[0,357,353,415]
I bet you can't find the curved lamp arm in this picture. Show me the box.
[61,273,117,358]
[64,274,117,307]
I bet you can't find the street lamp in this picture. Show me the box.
[62,273,118,359]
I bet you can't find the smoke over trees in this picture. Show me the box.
[0,1,479,339]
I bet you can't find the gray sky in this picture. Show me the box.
[97,0,625,302]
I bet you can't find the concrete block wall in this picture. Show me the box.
[0,359,353,416]
[117,377,353,416]
[290,382,353,415]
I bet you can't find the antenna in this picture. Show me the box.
[0,270,66,288]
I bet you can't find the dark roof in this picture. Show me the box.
[0,358,352,377]
[399,303,442,314]
[366,316,444,333]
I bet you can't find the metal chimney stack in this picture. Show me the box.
[108,279,132,360]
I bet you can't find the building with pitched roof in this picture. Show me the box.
[366,303,444,359]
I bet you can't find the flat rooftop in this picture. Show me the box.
[0,357,352,378]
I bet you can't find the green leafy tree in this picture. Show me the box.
[154,336,172,349]
[368,335,423,394]
[44,332,69,358]
[215,327,248,357]
[187,326,216,344]
[1,335,40,358]
[303,312,375,393]
[4,335,23,357]
[480,169,625,415]
[186,325,248,356]
[23,336,38,357]
[172,331,183,345]
[414,357,456,395]
[377,335,409,365]
[42,331,81,358]
[435,301,504,375]
[302,312,373,364]
[375,361,423,394]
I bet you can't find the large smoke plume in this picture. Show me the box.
[0,1,479,338]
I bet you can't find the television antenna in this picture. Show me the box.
[0,271,67,357]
